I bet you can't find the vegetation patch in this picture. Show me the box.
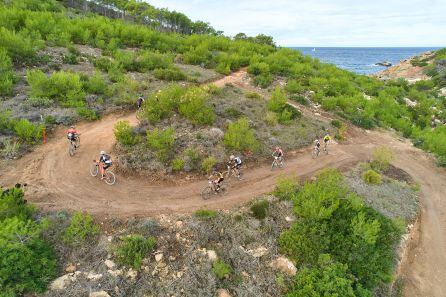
[212,259,232,279]
[115,235,156,269]
[62,212,100,246]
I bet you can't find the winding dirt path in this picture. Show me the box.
[0,71,445,296]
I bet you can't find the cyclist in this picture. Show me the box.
[99,151,113,179]
[67,126,79,148]
[229,155,242,170]
[272,146,284,160]
[136,95,145,109]
[323,134,331,151]
[314,139,321,154]
[209,170,224,192]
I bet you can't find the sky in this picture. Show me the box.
[147,0,446,47]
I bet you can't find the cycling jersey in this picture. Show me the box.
[274,148,284,157]
[67,129,78,141]
[316,142,321,148]
[100,154,112,169]
[324,136,331,143]
[234,157,242,165]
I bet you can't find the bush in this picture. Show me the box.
[146,127,176,163]
[285,79,303,94]
[0,48,14,96]
[115,235,156,269]
[331,119,342,128]
[85,72,107,94]
[139,85,185,124]
[185,147,201,170]
[194,209,217,219]
[62,212,99,246]
[14,119,44,144]
[268,87,300,124]
[212,259,232,279]
[245,92,263,100]
[172,158,185,171]
[26,97,54,108]
[265,111,278,126]
[371,146,394,171]
[0,217,56,296]
[362,169,382,185]
[114,120,137,146]
[178,87,216,125]
[274,176,298,200]
[254,73,273,88]
[154,67,187,81]
[224,118,260,152]
[76,107,99,120]
[0,27,40,64]
[0,186,34,222]
[201,156,217,173]
[247,62,270,76]
[250,200,269,220]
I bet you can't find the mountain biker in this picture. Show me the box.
[209,170,224,192]
[314,139,321,153]
[229,155,242,171]
[272,146,284,160]
[99,151,113,179]
[67,126,79,147]
[323,134,331,151]
[136,95,145,109]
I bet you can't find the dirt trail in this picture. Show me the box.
[0,71,445,296]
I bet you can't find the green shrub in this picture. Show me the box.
[250,200,269,220]
[115,235,156,269]
[76,107,99,120]
[247,62,270,75]
[265,111,278,126]
[212,259,232,279]
[139,85,185,124]
[185,147,201,170]
[154,67,187,81]
[146,127,176,163]
[0,217,56,296]
[0,27,40,64]
[0,111,14,132]
[216,62,231,75]
[62,212,99,246]
[111,76,141,106]
[85,72,107,94]
[172,158,185,171]
[274,176,298,200]
[14,119,44,144]
[331,119,342,128]
[0,187,34,222]
[371,146,394,171]
[245,92,263,100]
[0,48,14,96]
[114,120,137,146]
[194,209,217,219]
[137,51,173,71]
[178,87,216,125]
[26,69,85,107]
[224,107,243,118]
[285,79,303,94]
[362,169,382,185]
[268,87,300,124]
[254,73,273,88]
[26,97,54,108]
[201,156,217,173]
[224,118,260,152]
[290,94,308,106]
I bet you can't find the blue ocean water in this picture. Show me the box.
[292,47,442,75]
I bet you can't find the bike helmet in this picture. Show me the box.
[70,125,75,129]
[275,146,280,150]
[230,155,235,160]
[100,151,106,155]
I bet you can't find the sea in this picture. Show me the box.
[292,47,443,75]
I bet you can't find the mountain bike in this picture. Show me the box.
[226,164,243,180]
[90,160,116,185]
[68,136,80,157]
[201,181,227,200]
[271,156,284,170]
[323,141,329,155]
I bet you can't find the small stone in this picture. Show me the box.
[107,236,113,242]
[126,268,138,280]
[87,272,103,281]
[89,291,111,297]
[104,260,116,270]
[207,250,218,262]
[175,221,184,228]
[169,256,176,261]
[50,274,72,290]
[176,271,184,278]
[285,216,295,222]
[247,246,268,258]
[108,269,123,277]
[155,253,164,262]
[65,263,76,273]
[217,288,232,297]
[271,256,297,276]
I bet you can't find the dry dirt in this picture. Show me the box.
[0,71,445,296]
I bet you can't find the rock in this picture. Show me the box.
[271,256,297,276]
[207,250,218,262]
[107,236,113,242]
[217,288,232,297]
[65,263,76,273]
[104,259,116,270]
[89,291,111,297]
[155,253,164,262]
[175,221,184,229]
[50,274,72,290]
[285,216,295,222]
[87,272,103,281]
[176,271,184,278]
[404,97,417,107]
[247,246,268,258]
[126,268,138,280]
[208,127,224,141]
[440,87,446,97]
[108,269,123,277]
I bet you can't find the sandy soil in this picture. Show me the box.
[0,71,445,296]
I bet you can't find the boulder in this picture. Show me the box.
[247,246,268,258]
[104,259,116,270]
[217,288,232,297]
[440,87,446,97]
[50,274,72,290]
[89,291,111,297]
[271,256,297,276]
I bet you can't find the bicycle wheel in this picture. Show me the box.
[201,185,213,200]
[279,159,285,168]
[271,159,276,170]
[69,142,75,157]
[90,163,99,177]
[74,137,80,148]
[104,170,116,185]
[219,184,228,196]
